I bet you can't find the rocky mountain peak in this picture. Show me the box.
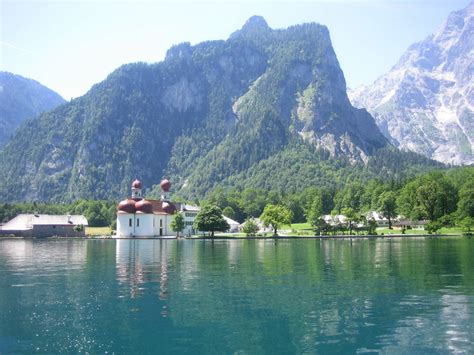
[0,18,405,201]
[230,15,271,39]
[242,15,270,31]
[165,42,193,61]
[349,1,474,165]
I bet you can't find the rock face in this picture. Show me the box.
[0,72,65,147]
[349,2,474,165]
[0,17,401,201]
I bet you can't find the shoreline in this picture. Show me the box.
[0,233,469,240]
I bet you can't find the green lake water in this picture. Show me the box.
[1,237,474,353]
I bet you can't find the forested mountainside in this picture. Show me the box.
[350,1,474,165]
[0,16,440,202]
[0,71,65,147]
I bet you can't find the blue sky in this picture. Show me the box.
[1,0,470,99]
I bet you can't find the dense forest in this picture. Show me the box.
[1,167,472,233]
[0,17,440,203]
[201,166,473,232]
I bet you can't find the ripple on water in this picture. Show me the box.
[1,238,474,353]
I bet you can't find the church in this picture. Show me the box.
[115,179,199,238]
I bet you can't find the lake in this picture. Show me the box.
[1,237,474,353]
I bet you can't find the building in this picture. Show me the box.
[115,179,199,238]
[182,204,200,236]
[322,214,347,226]
[394,218,428,229]
[223,216,240,233]
[0,214,88,237]
[366,211,390,227]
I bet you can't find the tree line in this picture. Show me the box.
[200,167,473,234]
[1,167,472,234]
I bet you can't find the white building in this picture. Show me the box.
[182,204,200,236]
[115,179,199,238]
[366,211,390,227]
[223,216,240,233]
[322,214,347,226]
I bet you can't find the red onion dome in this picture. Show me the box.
[135,199,153,214]
[132,179,142,189]
[162,202,177,215]
[118,199,136,213]
[160,179,171,192]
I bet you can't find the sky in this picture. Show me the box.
[1,0,471,99]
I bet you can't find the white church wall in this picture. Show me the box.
[134,214,154,237]
[117,214,135,237]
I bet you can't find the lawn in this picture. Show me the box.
[281,224,466,236]
[86,226,112,236]
[377,227,465,235]
[281,222,312,230]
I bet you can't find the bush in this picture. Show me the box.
[425,221,443,234]
[242,218,259,237]
[73,224,84,232]
[459,217,473,232]
[439,214,456,227]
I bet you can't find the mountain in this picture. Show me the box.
[0,72,65,147]
[0,17,440,202]
[349,2,474,165]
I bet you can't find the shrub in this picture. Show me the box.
[425,221,443,234]
[242,218,259,237]
[73,224,84,232]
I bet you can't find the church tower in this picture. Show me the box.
[131,179,143,200]
[160,179,171,201]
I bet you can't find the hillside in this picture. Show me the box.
[350,2,474,165]
[0,72,65,147]
[0,17,440,202]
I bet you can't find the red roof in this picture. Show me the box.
[132,179,142,189]
[135,199,153,214]
[117,199,136,213]
[162,201,177,214]
[148,200,177,215]
[117,197,178,215]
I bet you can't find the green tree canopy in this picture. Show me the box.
[397,172,457,221]
[306,193,323,228]
[376,191,397,229]
[457,178,474,219]
[170,212,185,237]
[242,218,259,236]
[193,205,229,237]
[260,204,292,236]
[222,206,236,221]
[341,207,358,235]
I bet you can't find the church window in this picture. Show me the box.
[129,218,132,227]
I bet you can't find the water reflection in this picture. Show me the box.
[0,238,473,353]
[108,238,474,353]
[116,239,171,300]
[0,239,87,270]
